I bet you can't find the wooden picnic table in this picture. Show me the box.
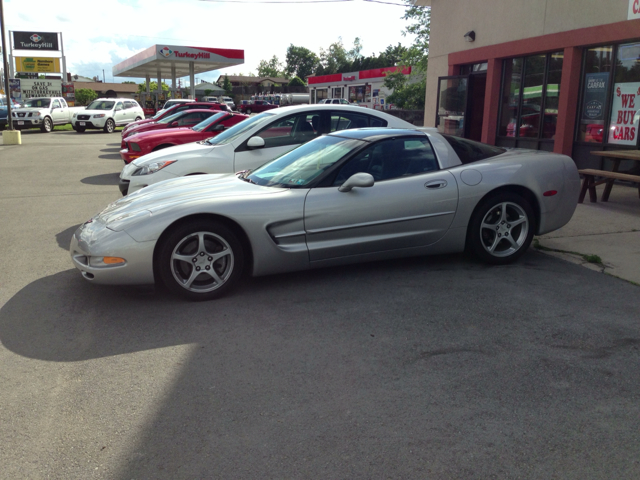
[577,150,640,203]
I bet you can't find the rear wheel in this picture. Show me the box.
[246,108,252,115]
[468,192,535,265]
[135,116,142,121]
[103,118,115,133]
[40,116,53,133]
[157,220,244,301]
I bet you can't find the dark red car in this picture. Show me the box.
[121,102,228,136]
[121,109,219,146]
[237,100,278,115]
[119,111,249,164]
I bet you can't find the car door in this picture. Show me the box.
[50,99,64,124]
[304,136,458,262]
[233,111,322,172]
[114,102,127,125]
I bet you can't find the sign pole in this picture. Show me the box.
[8,28,13,78]
[0,0,14,130]
[59,32,66,81]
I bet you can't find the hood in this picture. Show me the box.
[131,141,215,166]
[126,127,193,142]
[13,107,46,112]
[99,174,282,226]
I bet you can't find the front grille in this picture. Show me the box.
[17,112,25,117]
[78,115,90,120]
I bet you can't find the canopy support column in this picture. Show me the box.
[189,62,195,99]
[157,67,162,109]
[171,64,176,98]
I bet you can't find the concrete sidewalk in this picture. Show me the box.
[536,183,640,285]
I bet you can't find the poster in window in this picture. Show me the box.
[582,72,608,122]
[608,82,640,145]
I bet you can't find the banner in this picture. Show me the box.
[16,57,61,73]
[9,79,22,103]
[13,32,59,51]
[582,72,609,122]
[608,82,640,145]
[62,83,75,107]
[11,79,63,101]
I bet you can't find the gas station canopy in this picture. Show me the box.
[113,44,244,79]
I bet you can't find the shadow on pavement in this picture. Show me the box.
[81,172,120,186]
[2,252,640,477]
[99,153,123,160]
[100,147,121,153]
[56,224,81,250]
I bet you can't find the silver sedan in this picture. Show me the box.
[70,128,580,301]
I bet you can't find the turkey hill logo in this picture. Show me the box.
[30,34,43,42]
[159,46,173,58]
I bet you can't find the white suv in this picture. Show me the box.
[72,98,144,133]
[318,98,350,105]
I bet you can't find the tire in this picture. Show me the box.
[246,108,252,115]
[40,116,53,133]
[103,118,116,133]
[135,116,142,121]
[157,220,244,301]
[76,126,86,133]
[467,192,535,265]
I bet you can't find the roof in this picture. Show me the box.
[113,44,244,79]
[217,75,289,84]
[73,82,138,93]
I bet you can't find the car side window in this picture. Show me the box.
[115,102,123,110]
[125,101,134,109]
[332,137,439,186]
[60,99,68,108]
[254,112,321,148]
[177,113,201,126]
[52,100,61,109]
[329,112,378,132]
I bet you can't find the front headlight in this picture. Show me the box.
[32,112,42,117]
[93,114,106,118]
[73,112,77,118]
[132,160,177,176]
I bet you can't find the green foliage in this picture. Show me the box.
[137,81,169,93]
[121,81,136,84]
[223,75,233,95]
[257,56,285,78]
[285,45,319,80]
[288,76,305,87]
[204,89,213,96]
[75,88,98,106]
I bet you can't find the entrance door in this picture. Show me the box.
[436,74,487,141]
[467,73,486,142]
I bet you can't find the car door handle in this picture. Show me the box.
[425,180,448,189]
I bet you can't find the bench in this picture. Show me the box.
[578,168,640,203]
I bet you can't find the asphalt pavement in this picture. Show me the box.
[0,131,639,479]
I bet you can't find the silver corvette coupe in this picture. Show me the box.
[71,128,580,301]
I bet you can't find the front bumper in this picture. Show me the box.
[70,220,156,285]
[13,119,42,129]
[120,148,142,164]
[73,117,107,129]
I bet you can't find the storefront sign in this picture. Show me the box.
[343,75,356,82]
[62,83,75,106]
[12,32,59,51]
[582,72,608,121]
[15,56,61,73]
[608,82,640,145]
[10,79,63,102]
[629,0,640,20]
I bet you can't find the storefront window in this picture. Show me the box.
[542,52,563,139]
[316,89,328,103]
[578,46,613,143]
[519,55,546,138]
[499,58,523,137]
[608,43,640,146]
[436,77,468,137]
[333,87,343,99]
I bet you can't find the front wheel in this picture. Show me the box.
[75,126,86,133]
[103,118,115,133]
[467,192,535,265]
[40,117,53,133]
[157,221,244,301]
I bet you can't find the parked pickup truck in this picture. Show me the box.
[237,100,278,115]
[11,97,84,133]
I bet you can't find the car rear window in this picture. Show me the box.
[441,134,506,164]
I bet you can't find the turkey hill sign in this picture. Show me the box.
[13,32,59,51]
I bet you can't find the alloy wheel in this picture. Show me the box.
[479,201,529,258]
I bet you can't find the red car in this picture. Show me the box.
[237,100,278,115]
[119,111,249,164]
[121,109,219,147]
[121,102,228,136]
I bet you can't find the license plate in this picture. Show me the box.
[17,121,24,125]
[79,122,86,126]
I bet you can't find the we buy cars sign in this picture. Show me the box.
[629,0,640,20]
[608,82,640,145]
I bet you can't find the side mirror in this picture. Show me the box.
[212,124,225,132]
[170,121,179,127]
[338,173,374,192]
[247,136,265,149]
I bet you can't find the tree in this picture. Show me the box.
[122,81,136,84]
[204,89,213,97]
[257,56,285,78]
[75,88,98,106]
[288,76,305,87]
[136,81,170,93]
[285,45,319,80]
[223,75,233,95]
[316,38,350,75]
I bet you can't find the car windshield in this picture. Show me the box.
[158,111,185,124]
[24,98,51,108]
[246,135,364,188]
[86,100,115,110]
[205,112,277,146]
[193,112,226,132]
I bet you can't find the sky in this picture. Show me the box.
[3,0,416,86]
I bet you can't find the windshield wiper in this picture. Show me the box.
[236,170,256,184]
